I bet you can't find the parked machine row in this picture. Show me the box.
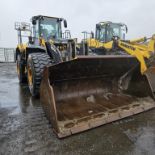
[15,15,155,138]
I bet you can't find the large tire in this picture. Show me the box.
[27,53,52,96]
[16,54,26,83]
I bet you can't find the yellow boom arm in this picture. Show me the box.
[118,35,155,73]
[87,38,113,49]
[86,35,155,74]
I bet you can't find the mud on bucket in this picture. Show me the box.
[40,56,155,138]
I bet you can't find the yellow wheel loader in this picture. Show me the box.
[15,18,155,138]
[15,15,76,96]
[79,21,128,55]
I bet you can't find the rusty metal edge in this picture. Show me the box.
[56,102,155,138]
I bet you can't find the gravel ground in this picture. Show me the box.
[0,63,155,155]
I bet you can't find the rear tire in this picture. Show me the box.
[16,54,26,83]
[27,53,52,96]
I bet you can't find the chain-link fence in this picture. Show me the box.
[0,48,15,62]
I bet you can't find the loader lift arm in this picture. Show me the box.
[116,35,155,73]
[88,35,155,74]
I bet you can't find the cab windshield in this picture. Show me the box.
[40,17,61,40]
[97,23,123,42]
[106,24,122,41]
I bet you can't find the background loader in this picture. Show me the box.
[15,17,155,138]
[79,21,128,55]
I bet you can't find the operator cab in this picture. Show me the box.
[95,22,128,42]
[31,15,68,41]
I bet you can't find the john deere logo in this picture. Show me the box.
[120,43,135,51]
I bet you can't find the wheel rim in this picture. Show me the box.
[27,65,33,87]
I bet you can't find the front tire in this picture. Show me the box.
[27,53,52,96]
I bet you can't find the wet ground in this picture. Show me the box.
[0,63,155,155]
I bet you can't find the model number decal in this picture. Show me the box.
[120,43,135,51]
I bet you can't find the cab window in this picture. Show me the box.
[40,17,61,40]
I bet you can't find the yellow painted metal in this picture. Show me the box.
[39,38,46,47]
[27,65,33,86]
[130,37,146,44]
[148,38,155,52]
[118,35,155,73]
[118,41,149,73]
[17,43,27,52]
[87,38,113,49]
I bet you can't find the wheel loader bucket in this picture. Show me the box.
[40,56,155,138]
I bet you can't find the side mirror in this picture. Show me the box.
[125,25,128,33]
[96,24,101,30]
[32,19,36,25]
[64,20,67,28]
[126,26,128,33]
[91,31,94,38]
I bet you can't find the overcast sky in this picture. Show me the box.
[0,0,155,47]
